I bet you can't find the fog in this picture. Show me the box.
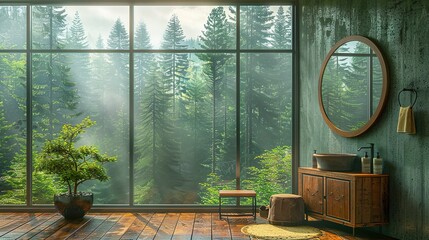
[64,6,215,48]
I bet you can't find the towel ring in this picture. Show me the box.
[398,88,417,108]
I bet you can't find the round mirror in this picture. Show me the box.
[318,35,389,137]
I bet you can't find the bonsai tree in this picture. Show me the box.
[36,117,117,195]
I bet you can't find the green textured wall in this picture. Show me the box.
[299,0,429,239]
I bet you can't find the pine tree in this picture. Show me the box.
[135,62,184,203]
[107,18,129,100]
[343,42,373,130]
[66,11,91,124]
[272,6,292,49]
[90,35,110,120]
[197,7,233,174]
[238,6,276,167]
[134,22,153,101]
[160,14,189,117]
[271,6,293,146]
[240,6,274,49]
[94,18,130,203]
[66,11,88,49]
[136,14,192,203]
[133,22,159,203]
[179,64,212,201]
[0,53,26,177]
[32,6,67,49]
[134,64,166,203]
[106,18,129,120]
[321,49,350,130]
[0,6,26,48]
[107,18,129,87]
[32,6,79,136]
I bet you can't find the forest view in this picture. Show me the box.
[0,5,293,206]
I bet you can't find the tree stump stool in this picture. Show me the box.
[267,194,305,226]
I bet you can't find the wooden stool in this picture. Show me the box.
[268,194,304,226]
[218,190,256,219]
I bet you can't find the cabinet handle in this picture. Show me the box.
[329,192,344,201]
[306,188,319,196]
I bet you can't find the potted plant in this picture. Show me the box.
[36,117,117,220]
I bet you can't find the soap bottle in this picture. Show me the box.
[312,150,317,168]
[373,152,383,174]
[361,152,371,173]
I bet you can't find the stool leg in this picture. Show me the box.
[219,196,222,219]
[253,196,257,220]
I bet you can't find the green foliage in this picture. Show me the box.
[242,145,292,206]
[199,172,234,204]
[0,149,62,204]
[35,117,117,195]
[0,153,27,204]
[199,145,292,206]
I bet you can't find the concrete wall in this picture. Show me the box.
[298,0,429,239]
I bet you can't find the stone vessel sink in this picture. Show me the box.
[313,153,357,172]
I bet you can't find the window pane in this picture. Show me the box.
[134,53,236,204]
[77,52,130,204]
[240,53,293,205]
[0,53,26,204]
[32,53,130,204]
[0,3,295,208]
[134,6,235,50]
[32,6,129,50]
[0,6,26,49]
[240,6,293,50]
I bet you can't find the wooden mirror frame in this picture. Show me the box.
[318,35,389,137]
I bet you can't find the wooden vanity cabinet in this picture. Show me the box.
[298,167,388,229]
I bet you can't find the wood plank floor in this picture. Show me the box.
[0,212,396,239]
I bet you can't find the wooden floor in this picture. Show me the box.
[0,212,396,240]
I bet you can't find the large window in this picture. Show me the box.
[0,3,294,207]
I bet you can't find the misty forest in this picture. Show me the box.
[0,5,294,205]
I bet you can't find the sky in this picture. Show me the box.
[64,6,217,49]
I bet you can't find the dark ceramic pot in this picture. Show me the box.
[259,205,269,219]
[54,192,93,220]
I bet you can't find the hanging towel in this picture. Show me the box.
[397,106,416,134]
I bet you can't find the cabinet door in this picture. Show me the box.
[326,178,350,221]
[302,174,324,215]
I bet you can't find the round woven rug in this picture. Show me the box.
[241,224,322,240]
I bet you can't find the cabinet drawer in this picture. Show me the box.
[326,178,350,221]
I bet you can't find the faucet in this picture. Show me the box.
[358,143,374,171]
